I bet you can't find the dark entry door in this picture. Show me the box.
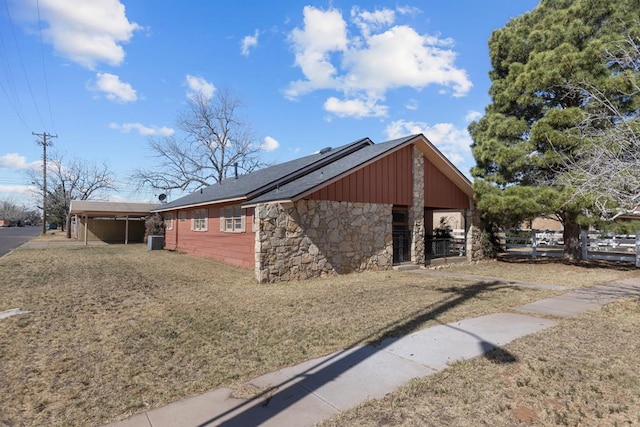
[392,207,410,264]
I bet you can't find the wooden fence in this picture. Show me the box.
[500,230,640,267]
[581,231,640,266]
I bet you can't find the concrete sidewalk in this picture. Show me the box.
[106,276,640,427]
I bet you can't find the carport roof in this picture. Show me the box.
[69,200,159,217]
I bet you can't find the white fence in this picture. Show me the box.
[501,230,564,259]
[581,231,640,266]
[500,230,640,267]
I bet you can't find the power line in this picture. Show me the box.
[35,0,56,132]
[1,0,51,131]
[0,1,29,129]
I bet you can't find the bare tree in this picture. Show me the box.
[132,87,264,194]
[28,153,115,237]
[556,33,640,220]
[0,198,38,225]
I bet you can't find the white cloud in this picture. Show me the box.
[93,72,137,103]
[465,110,482,122]
[109,122,174,136]
[0,184,36,197]
[241,30,259,56]
[384,119,472,171]
[19,0,141,69]
[405,99,419,110]
[0,153,40,170]
[396,6,421,16]
[259,136,280,152]
[324,96,387,118]
[286,6,348,97]
[351,6,396,38]
[286,6,472,118]
[185,74,215,100]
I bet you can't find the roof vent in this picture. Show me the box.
[319,147,332,154]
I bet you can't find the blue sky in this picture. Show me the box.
[0,0,539,207]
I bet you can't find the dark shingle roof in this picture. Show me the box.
[154,137,375,211]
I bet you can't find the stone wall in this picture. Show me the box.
[410,145,425,264]
[255,200,393,283]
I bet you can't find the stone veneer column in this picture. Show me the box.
[410,145,425,265]
[255,200,393,283]
[466,205,481,261]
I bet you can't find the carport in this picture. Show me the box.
[69,201,159,245]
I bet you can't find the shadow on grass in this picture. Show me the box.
[484,347,518,363]
[196,280,521,426]
[497,254,637,271]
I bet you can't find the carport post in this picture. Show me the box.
[125,216,129,245]
[84,215,88,245]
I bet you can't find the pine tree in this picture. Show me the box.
[470,0,640,259]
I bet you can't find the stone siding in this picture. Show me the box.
[410,145,425,264]
[255,200,393,283]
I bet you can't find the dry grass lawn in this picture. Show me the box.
[442,257,636,288]
[320,297,640,426]
[0,244,635,426]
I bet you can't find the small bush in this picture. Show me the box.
[144,213,165,243]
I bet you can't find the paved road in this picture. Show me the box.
[0,226,41,257]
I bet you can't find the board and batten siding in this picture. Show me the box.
[424,157,469,209]
[164,205,255,268]
[306,145,414,205]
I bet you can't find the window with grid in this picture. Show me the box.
[191,209,208,231]
[220,205,245,232]
[164,212,174,230]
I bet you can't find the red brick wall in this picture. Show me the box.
[163,205,254,269]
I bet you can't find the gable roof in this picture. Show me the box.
[244,135,417,206]
[152,134,472,212]
[153,137,373,211]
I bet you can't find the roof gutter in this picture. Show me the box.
[152,196,247,212]
[242,199,294,209]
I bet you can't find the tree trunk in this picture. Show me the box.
[65,213,72,239]
[561,211,581,260]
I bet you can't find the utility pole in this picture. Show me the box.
[33,132,57,235]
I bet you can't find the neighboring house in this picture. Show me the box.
[521,215,564,231]
[0,219,9,227]
[153,134,474,283]
[70,200,160,244]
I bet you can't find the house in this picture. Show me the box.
[69,200,160,244]
[152,134,474,283]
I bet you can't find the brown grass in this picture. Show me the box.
[320,297,640,426]
[0,246,634,426]
[30,230,70,241]
[442,257,636,288]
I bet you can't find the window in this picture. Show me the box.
[164,212,174,230]
[191,209,208,231]
[179,211,187,221]
[220,205,245,232]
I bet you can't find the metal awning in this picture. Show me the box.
[69,200,159,245]
[70,200,160,217]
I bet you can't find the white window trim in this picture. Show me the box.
[165,212,174,231]
[220,205,246,233]
[191,208,208,232]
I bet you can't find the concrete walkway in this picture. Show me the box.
[106,274,640,427]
